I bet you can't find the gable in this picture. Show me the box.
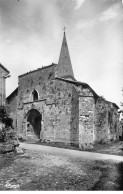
[0,63,10,77]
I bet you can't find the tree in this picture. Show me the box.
[0,106,9,123]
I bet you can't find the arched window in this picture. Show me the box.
[32,90,38,102]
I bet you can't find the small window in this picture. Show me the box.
[32,90,38,102]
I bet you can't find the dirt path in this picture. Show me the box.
[20,142,123,163]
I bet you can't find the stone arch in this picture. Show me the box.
[25,108,42,141]
[30,89,39,102]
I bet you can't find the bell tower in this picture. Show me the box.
[56,29,75,81]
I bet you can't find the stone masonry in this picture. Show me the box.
[6,32,121,149]
[94,97,121,144]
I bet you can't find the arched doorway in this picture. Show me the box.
[26,109,42,141]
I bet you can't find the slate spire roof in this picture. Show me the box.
[56,31,75,80]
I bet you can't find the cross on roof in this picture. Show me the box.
[63,26,66,33]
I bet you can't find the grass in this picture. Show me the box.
[93,141,123,156]
[0,148,123,190]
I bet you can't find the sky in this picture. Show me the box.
[0,0,123,108]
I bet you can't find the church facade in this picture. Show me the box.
[6,32,121,149]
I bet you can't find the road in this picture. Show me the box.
[20,142,123,163]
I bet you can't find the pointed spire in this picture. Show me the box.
[56,30,75,80]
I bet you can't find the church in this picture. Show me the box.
[6,32,121,149]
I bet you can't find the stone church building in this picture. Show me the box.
[6,32,121,149]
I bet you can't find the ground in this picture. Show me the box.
[34,139,123,156]
[0,141,123,191]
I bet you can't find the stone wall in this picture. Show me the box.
[78,86,95,149]
[49,80,78,144]
[70,86,79,145]
[17,64,56,139]
[6,90,18,130]
[18,64,56,107]
[7,63,121,149]
[94,97,120,144]
[17,109,26,139]
[17,65,79,145]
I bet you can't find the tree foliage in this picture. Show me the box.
[0,106,9,122]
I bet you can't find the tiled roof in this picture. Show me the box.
[6,87,18,101]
